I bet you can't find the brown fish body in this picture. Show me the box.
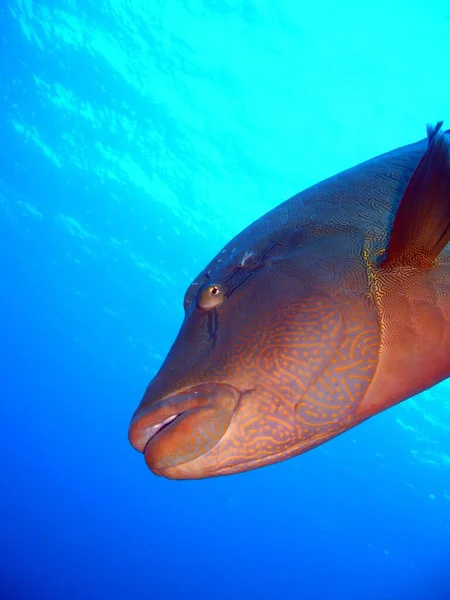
[129,124,450,479]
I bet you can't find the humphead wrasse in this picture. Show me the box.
[129,122,450,479]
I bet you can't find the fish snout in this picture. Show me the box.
[128,382,241,476]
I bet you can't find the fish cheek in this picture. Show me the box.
[295,297,380,442]
[219,293,380,469]
[191,292,346,471]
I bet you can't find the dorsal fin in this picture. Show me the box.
[383,122,450,268]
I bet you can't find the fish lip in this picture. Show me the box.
[128,383,239,453]
[139,413,183,451]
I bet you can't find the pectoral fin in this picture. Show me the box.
[383,122,450,268]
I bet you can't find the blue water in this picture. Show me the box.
[2,1,450,599]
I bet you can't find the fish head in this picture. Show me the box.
[129,223,378,479]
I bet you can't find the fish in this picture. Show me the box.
[129,122,450,480]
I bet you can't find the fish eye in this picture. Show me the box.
[197,283,225,311]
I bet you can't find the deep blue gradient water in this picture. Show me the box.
[2,2,450,599]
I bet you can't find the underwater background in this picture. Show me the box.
[2,1,450,599]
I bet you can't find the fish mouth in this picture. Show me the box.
[138,414,182,448]
[128,382,240,455]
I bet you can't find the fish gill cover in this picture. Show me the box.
[1,0,450,599]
